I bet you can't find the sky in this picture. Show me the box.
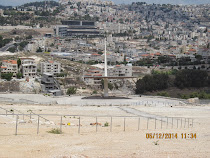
[0,0,209,6]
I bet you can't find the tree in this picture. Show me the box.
[16,72,22,79]
[67,87,77,95]
[135,74,169,94]
[175,70,208,89]
[1,73,13,81]
[36,47,42,52]
[17,58,21,69]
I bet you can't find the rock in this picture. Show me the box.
[188,98,200,104]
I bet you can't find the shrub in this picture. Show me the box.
[93,90,97,94]
[157,92,169,97]
[67,87,77,95]
[104,122,109,127]
[47,128,62,134]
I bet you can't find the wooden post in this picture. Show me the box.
[30,112,32,119]
[138,117,140,131]
[167,117,168,129]
[161,118,162,129]
[188,118,189,128]
[37,115,40,134]
[15,115,18,135]
[6,110,7,116]
[147,118,149,129]
[60,116,62,133]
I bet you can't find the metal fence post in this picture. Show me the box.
[181,118,182,128]
[124,117,126,131]
[78,117,80,134]
[6,110,7,116]
[37,115,40,134]
[172,117,173,129]
[138,117,140,131]
[15,115,18,135]
[192,119,193,127]
[96,117,98,132]
[177,118,178,128]
[110,117,112,132]
[155,118,156,129]
[60,116,62,133]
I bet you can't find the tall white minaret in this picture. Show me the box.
[104,39,108,77]
[104,38,109,97]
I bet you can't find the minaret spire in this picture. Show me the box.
[104,39,108,77]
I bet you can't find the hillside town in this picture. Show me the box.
[0,0,209,97]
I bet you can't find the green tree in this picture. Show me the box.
[1,73,13,81]
[175,70,208,89]
[135,73,169,94]
[16,72,23,79]
[17,58,21,69]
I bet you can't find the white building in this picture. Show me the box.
[40,61,61,75]
[20,58,37,78]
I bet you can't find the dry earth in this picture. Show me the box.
[0,102,210,158]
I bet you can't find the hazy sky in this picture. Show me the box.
[0,0,209,6]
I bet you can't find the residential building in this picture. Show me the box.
[83,67,103,89]
[40,61,61,75]
[108,65,132,77]
[41,73,62,96]
[0,60,18,77]
[20,58,37,78]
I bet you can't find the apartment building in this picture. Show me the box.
[83,67,103,89]
[40,61,61,75]
[108,65,132,77]
[41,73,62,96]
[20,58,37,78]
[0,60,18,77]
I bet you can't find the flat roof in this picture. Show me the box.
[83,76,135,79]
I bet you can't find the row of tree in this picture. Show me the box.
[136,70,210,94]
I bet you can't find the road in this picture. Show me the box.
[0,42,15,52]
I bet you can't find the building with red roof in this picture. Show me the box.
[1,60,18,77]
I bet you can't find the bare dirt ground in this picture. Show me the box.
[0,102,210,158]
